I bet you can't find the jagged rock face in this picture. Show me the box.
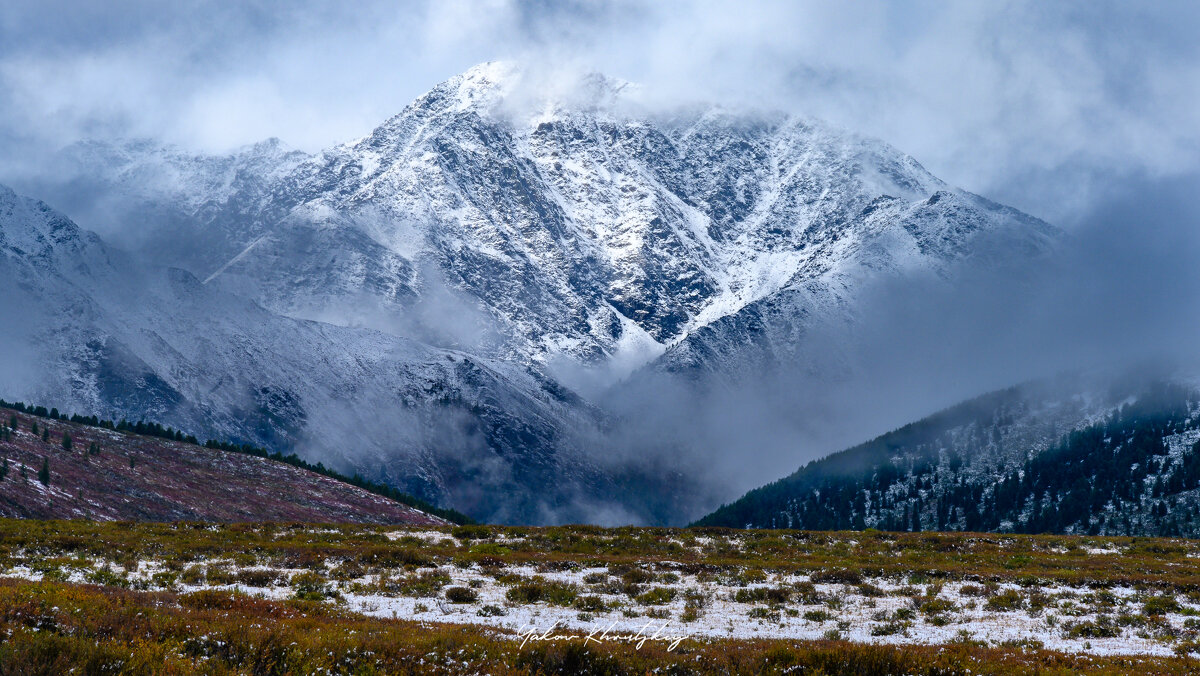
[652,188,1058,379]
[0,63,1062,524]
[28,138,310,275]
[41,63,1057,374]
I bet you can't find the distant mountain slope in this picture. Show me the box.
[696,375,1200,537]
[24,137,310,273]
[0,407,446,524]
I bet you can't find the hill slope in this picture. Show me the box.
[0,407,447,524]
[696,375,1200,537]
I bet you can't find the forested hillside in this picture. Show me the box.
[697,380,1200,536]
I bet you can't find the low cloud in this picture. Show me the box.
[598,168,1200,518]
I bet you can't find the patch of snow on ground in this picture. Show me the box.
[2,555,1191,657]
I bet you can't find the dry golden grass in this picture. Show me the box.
[0,578,1196,675]
[4,520,1200,590]
[6,520,1200,673]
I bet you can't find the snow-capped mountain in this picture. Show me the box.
[34,63,1057,376]
[1,63,1064,524]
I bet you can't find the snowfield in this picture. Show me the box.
[6,526,1200,658]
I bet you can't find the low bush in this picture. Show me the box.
[452,525,492,540]
[636,587,677,606]
[984,589,1025,612]
[748,607,781,622]
[573,595,606,612]
[236,569,282,587]
[445,586,478,603]
[505,578,578,606]
[1144,595,1181,616]
[734,586,791,604]
[290,571,335,601]
[1063,615,1122,639]
[356,546,433,568]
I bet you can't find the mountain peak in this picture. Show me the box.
[458,60,521,88]
[0,183,86,258]
[420,60,522,115]
[240,136,296,157]
[401,62,641,124]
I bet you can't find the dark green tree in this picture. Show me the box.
[38,457,49,485]
[61,432,72,452]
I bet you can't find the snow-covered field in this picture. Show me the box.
[6,546,1196,657]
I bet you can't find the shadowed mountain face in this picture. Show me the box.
[0,63,1060,525]
[696,374,1200,538]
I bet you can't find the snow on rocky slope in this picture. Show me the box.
[36,63,1058,377]
[1,63,1064,524]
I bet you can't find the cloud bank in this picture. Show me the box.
[1,1,1198,224]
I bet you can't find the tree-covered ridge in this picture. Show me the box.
[696,381,1200,536]
[0,399,472,525]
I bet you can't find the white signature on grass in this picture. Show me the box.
[516,620,690,651]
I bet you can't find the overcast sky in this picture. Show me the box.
[1,0,1198,224]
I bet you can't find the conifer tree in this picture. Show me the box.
[61,432,72,452]
[38,457,49,485]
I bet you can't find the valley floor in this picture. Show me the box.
[4,520,1200,673]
